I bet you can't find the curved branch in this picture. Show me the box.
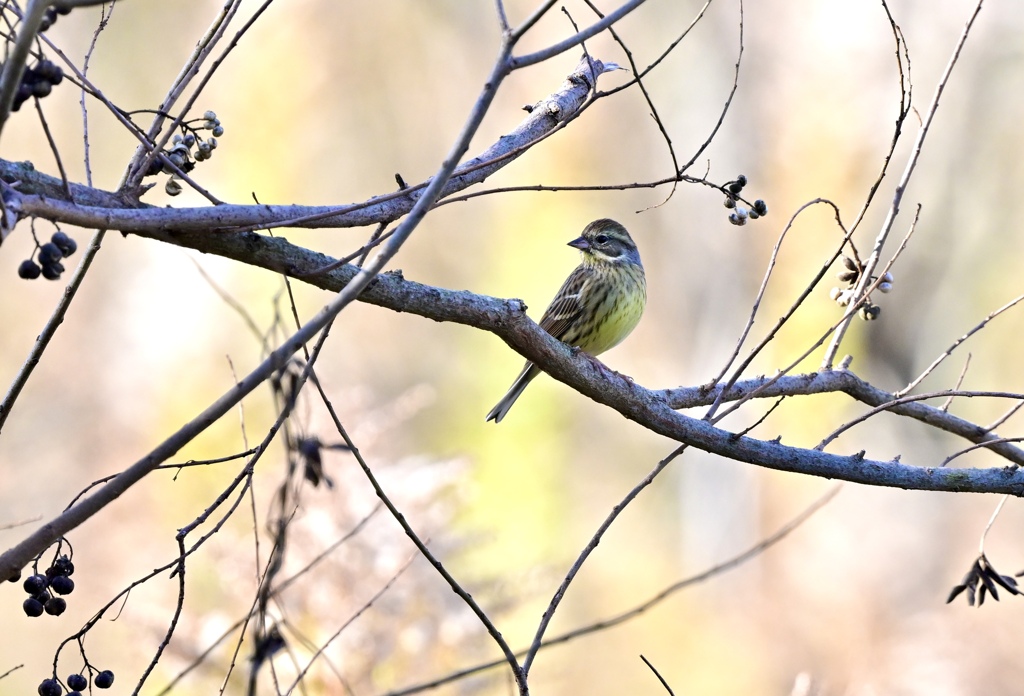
[510,0,647,68]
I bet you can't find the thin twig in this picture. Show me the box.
[33,97,71,200]
[840,0,912,240]
[898,294,1024,397]
[494,0,510,34]
[675,0,743,175]
[282,554,417,693]
[822,0,985,367]
[79,0,114,187]
[818,390,1024,451]
[703,198,848,420]
[979,495,1008,554]
[383,485,839,696]
[580,0,681,207]
[125,0,244,186]
[939,438,1024,468]
[640,655,675,696]
[711,209,921,426]
[316,376,523,681]
[984,400,1024,434]
[155,506,382,695]
[0,227,107,435]
[940,353,972,412]
[522,446,686,676]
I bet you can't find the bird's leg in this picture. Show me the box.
[571,348,634,383]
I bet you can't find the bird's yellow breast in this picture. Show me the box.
[574,263,647,356]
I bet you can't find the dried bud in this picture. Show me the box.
[859,304,881,321]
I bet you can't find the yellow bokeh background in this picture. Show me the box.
[2,1,1024,694]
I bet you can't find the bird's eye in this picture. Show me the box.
[595,234,610,244]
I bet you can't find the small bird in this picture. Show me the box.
[486,218,647,423]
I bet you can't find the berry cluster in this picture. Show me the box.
[20,554,75,618]
[39,4,73,32]
[13,58,64,112]
[143,110,224,196]
[18,230,77,280]
[722,175,767,226]
[37,669,114,696]
[829,255,893,321]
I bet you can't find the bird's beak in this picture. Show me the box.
[568,236,590,251]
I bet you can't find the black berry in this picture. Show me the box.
[51,232,77,256]
[38,242,63,264]
[37,678,62,696]
[67,673,87,691]
[37,60,64,85]
[24,574,48,594]
[95,670,115,689]
[18,259,41,279]
[31,80,52,98]
[46,557,73,579]
[50,575,74,595]
[41,262,65,280]
[44,596,66,615]
[23,597,44,617]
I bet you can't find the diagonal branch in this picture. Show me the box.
[3,55,616,235]
[117,213,1024,479]
[75,221,1024,495]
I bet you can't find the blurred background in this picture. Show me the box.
[2,0,1024,694]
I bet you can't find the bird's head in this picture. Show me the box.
[568,219,641,266]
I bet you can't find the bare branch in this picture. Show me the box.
[898,294,1024,397]
[4,56,616,233]
[384,485,839,696]
[822,0,986,367]
[523,446,685,675]
[640,655,676,696]
[511,0,647,66]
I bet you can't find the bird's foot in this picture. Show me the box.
[573,349,632,383]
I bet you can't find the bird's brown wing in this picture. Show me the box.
[537,264,588,342]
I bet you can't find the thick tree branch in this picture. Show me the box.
[107,223,1024,497]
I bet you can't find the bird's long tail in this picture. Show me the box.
[485,363,540,423]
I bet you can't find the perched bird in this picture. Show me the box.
[485,218,647,423]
